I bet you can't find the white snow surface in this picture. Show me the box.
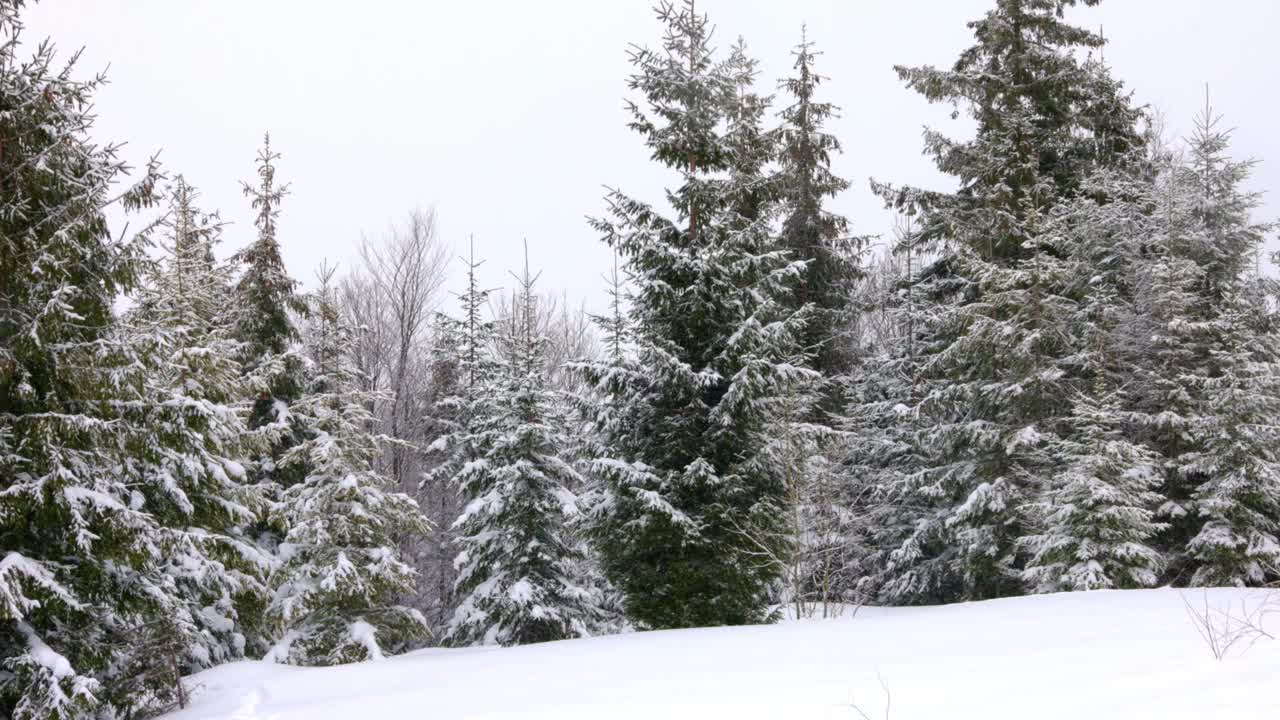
[166,589,1277,719]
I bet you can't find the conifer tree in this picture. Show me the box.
[233,133,308,492]
[422,241,496,634]
[841,222,941,604]
[867,0,1145,602]
[426,242,497,501]
[1143,99,1280,586]
[444,252,603,646]
[775,28,859,384]
[582,1,818,628]
[0,3,173,716]
[1183,290,1280,586]
[1005,155,1170,593]
[1021,390,1165,591]
[266,264,430,665]
[125,176,274,669]
[1124,160,1207,575]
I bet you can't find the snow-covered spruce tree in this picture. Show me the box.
[1153,100,1280,587]
[233,133,309,493]
[576,251,634,519]
[1182,289,1280,587]
[774,28,860,387]
[0,2,176,716]
[582,1,817,628]
[1121,158,1207,579]
[1020,388,1165,592]
[840,221,941,604]
[421,240,497,634]
[1106,100,1280,587]
[1011,155,1173,593]
[867,1,1145,603]
[569,253,637,627]
[266,264,430,665]
[123,176,274,675]
[746,32,860,612]
[443,252,603,646]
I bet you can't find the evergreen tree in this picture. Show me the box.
[1183,289,1280,586]
[774,28,859,384]
[1111,100,1280,587]
[0,3,175,716]
[865,0,1145,602]
[266,264,430,665]
[1124,158,1207,574]
[583,1,818,628]
[1158,99,1280,586]
[1009,154,1171,593]
[444,252,603,646]
[124,176,274,671]
[1021,390,1165,591]
[233,133,308,491]
[422,240,496,634]
[841,224,941,604]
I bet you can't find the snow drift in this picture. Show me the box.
[165,588,1278,720]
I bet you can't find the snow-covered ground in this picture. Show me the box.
[167,589,1277,720]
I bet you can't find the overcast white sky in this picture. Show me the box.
[24,1,1280,313]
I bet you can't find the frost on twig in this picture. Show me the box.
[1181,589,1277,660]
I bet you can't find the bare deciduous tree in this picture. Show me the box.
[335,209,450,635]
[356,209,448,488]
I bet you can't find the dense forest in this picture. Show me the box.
[2,0,1278,717]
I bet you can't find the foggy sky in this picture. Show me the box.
[23,1,1280,313]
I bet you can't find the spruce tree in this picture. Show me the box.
[1183,289,1280,586]
[867,0,1145,602]
[1021,390,1165,591]
[1103,99,1280,587]
[774,28,859,385]
[266,265,430,664]
[124,176,274,669]
[444,253,603,646]
[1125,160,1207,571]
[841,224,941,604]
[233,133,308,492]
[1153,99,1280,586]
[1009,155,1172,593]
[422,241,495,634]
[0,2,175,716]
[583,1,818,628]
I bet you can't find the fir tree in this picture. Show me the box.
[583,1,818,628]
[0,2,173,716]
[1009,153,1171,593]
[1183,290,1280,586]
[1114,99,1280,587]
[444,251,603,646]
[774,28,859,385]
[124,176,274,670]
[1165,98,1280,586]
[422,240,496,634]
[266,264,430,665]
[865,0,1145,602]
[1126,161,1207,566]
[233,133,308,491]
[1021,390,1165,591]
